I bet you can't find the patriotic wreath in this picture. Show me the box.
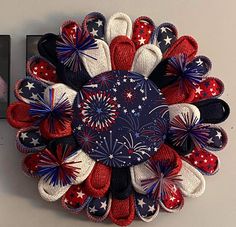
[7,12,230,226]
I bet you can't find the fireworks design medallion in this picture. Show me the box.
[73,70,169,167]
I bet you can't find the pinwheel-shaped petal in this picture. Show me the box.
[130,144,184,212]
[57,20,98,73]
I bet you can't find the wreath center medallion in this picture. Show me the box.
[73,70,169,167]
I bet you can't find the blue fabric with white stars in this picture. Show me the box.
[134,192,158,219]
[154,24,177,53]
[187,56,211,76]
[85,15,105,40]
[17,77,46,102]
[207,127,224,150]
[87,196,109,217]
[18,128,47,150]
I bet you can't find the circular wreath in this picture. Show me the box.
[7,12,230,226]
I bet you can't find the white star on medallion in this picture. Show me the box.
[130,78,135,83]
[127,92,132,98]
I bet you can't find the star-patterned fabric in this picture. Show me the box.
[185,148,219,175]
[161,185,183,210]
[132,17,155,49]
[16,78,46,103]
[206,126,226,150]
[134,193,159,220]
[73,70,169,167]
[27,56,58,83]
[23,152,41,176]
[87,196,110,218]
[152,23,177,53]
[163,36,198,62]
[62,185,90,212]
[17,127,47,153]
[193,77,224,102]
[83,12,106,40]
[150,54,212,105]
[187,56,211,75]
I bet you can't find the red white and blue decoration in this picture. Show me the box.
[7,12,229,226]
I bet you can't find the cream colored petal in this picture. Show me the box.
[179,160,206,198]
[81,39,111,77]
[131,44,162,77]
[130,161,156,194]
[38,150,95,202]
[168,103,201,122]
[105,12,133,44]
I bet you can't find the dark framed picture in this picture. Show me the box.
[0,35,10,119]
[26,35,42,63]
